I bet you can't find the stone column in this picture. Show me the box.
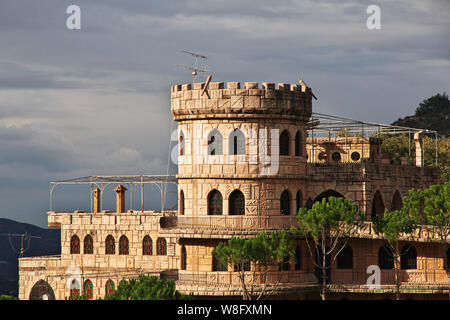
[114,184,127,213]
[414,131,424,167]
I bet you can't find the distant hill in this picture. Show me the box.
[391,93,450,136]
[0,218,60,297]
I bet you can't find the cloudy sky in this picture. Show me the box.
[0,0,449,227]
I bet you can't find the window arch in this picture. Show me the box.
[337,245,353,269]
[180,245,187,270]
[69,279,80,299]
[229,190,245,215]
[142,235,153,255]
[208,129,223,155]
[156,237,167,255]
[295,131,302,156]
[83,235,93,254]
[305,198,313,210]
[105,279,115,296]
[296,190,302,213]
[371,190,385,220]
[229,128,245,155]
[280,190,291,215]
[280,130,290,156]
[401,244,417,270]
[313,190,344,203]
[70,235,80,254]
[105,235,115,255]
[295,245,302,270]
[391,190,403,211]
[179,131,185,156]
[29,280,55,300]
[83,279,93,300]
[378,244,394,269]
[119,235,129,255]
[179,190,185,216]
[208,189,223,215]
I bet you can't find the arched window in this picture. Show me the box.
[208,189,223,215]
[29,280,55,300]
[391,190,403,211]
[179,190,185,215]
[279,256,290,271]
[119,235,129,255]
[105,280,115,296]
[305,198,313,210]
[70,235,80,254]
[180,245,187,270]
[295,245,302,270]
[83,235,93,254]
[208,129,223,155]
[83,280,93,300]
[280,130,290,156]
[179,131,185,156]
[229,129,245,155]
[313,190,344,203]
[296,190,302,213]
[212,256,227,271]
[378,244,394,269]
[69,279,80,299]
[105,235,115,255]
[295,131,302,156]
[337,245,353,269]
[156,237,167,255]
[401,244,417,270]
[229,190,245,215]
[142,235,153,255]
[371,190,385,220]
[280,190,291,215]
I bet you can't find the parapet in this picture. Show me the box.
[170,81,313,122]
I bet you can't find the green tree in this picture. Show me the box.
[212,230,294,300]
[103,275,190,300]
[373,208,417,300]
[404,182,450,299]
[291,196,363,300]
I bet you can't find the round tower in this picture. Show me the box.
[171,81,313,218]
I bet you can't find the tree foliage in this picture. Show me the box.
[103,275,190,300]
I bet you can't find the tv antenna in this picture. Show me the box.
[0,232,41,258]
[176,50,209,82]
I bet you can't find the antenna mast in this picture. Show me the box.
[0,232,41,258]
[176,50,209,82]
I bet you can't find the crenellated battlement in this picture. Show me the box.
[170,81,313,121]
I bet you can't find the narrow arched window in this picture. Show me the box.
[305,198,313,210]
[208,189,223,215]
[83,235,93,254]
[83,280,93,300]
[142,235,153,255]
[179,131,185,156]
[371,190,385,220]
[295,245,302,270]
[69,279,80,299]
[280,190,291,215]
[70,235,80,254]
[378,244,394,269]
[295,131,302,156]
[181,245,187,270]
[391,190,403,211]
[208,129,223,155]
[229,190,245,215]
[296,190,302,213]
[179,190,185,216]
[280,130,290,156]
[105,279,115,296]
[229,129,245,155]
[401,244,417,270]
[156,237,167,255]
[119,235,129,255]
[337,245,353,269]
[278,256,290,271]
[105,235,115,255]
